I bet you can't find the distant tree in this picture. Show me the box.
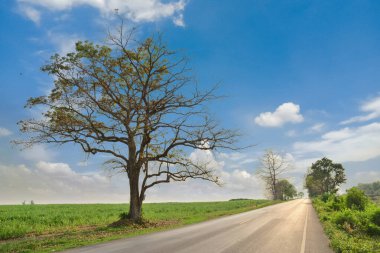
[275,179,297,200]
[256,150,292,200]
[297,192,304,199]
[305,157,346,197]
[304,170,323,197]
[357,181,380,197]
[16,24,238,222]
[22,201,26,205]
[357,181,380,203]
[30,200,35,205]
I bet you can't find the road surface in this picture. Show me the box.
[64,199,332,253]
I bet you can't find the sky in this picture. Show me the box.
[0,0,380,204]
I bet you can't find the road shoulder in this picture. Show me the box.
[305,201,333,253]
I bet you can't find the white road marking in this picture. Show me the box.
[300,204,309,253]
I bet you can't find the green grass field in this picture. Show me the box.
[0,199,279,253]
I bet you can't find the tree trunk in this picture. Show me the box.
[128,171,142,222]
[272,176,277,200]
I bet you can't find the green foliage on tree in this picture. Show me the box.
[372,209,380,226]
[275,179,297,200]
[346,187,369,211]
[304,157,346,197]
[16,25,238,222]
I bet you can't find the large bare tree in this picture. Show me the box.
[17,26,238,221]
[256,150,292,200]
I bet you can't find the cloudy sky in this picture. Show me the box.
[1,0,380,204]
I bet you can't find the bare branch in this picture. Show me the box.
[256,149,292,200]
[16,22,240,221]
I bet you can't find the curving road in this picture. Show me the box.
[64,199,332,253]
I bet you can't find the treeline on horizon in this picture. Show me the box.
[358,181,380,205]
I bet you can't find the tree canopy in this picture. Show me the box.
[17,26,238,221]
[275,179,297,200]
[305,157,346,197]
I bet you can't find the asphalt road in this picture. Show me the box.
[64,199,332,253]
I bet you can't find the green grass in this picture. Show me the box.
[313,194,380,253]
[0,199,280,253]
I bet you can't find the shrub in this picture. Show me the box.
[329,195,345,211]
[367,223,380,236]
[371,209,380,226]
[334,209,360,233]
[321,192,331,202]
[346,187,369,211]
[313,191,380,253]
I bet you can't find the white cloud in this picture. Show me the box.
[18,5,41,25]
[220,169,261,192]
[77,161,89,167]
[216,152,257,169]
[0,127,12,137]
[322,127,354,140]
[46,31,82,55]
[190,149,262,191]
[18,0,186,26]
[341,95,380,124]
[36,161,75,176]
[153,149,262,199]
[0,151,266,204]
[20,145,57,162]
[218,152,246,161]
[287,123,325,138]
[2,144,266,204]
[254,102,304,127]
[286,130,297,137]
[0,161,129,204]
[189,149,224,172]
[146,163,264,202]
[173,13,185,27]
[308,123,325,133]
[294,122,380,163]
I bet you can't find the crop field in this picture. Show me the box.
[0,199,279,253]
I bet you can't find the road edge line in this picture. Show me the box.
[300,203,309,253]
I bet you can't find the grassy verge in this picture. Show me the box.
[312,190,380,253]
[0,199,280,253]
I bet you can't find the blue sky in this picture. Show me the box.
[0,0,380,204]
